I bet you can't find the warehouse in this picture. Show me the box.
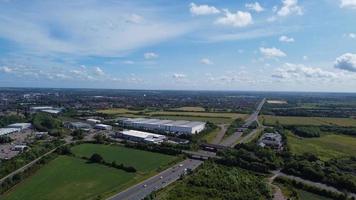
[117,130,166,144]
[66,122,92,131]
[94,124,112,130]
[0,128,21,136]
[120,118,206,134]
[7,123,32,130]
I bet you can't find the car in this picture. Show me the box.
[160,176,163,179]
[143,184,147,188]
[179,164,183,167]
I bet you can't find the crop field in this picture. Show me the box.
[297,189,332,200]
[71,144,177,173]
[260,115,356,127]
[287,132,356,161]
[3,144,178,200]
[97,108,142,115]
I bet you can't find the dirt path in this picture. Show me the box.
[269,171,286,200]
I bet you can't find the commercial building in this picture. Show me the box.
[94,124,112,130]
[117,130,166,144]
[119,118,206,134]
[0,128,21,136]
[258,132,283,149]
[86,119,101,124]
[66,122,92,131]
[7,123,32,130]
[30,106,62,114]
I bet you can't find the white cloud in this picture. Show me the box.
[94,67,105,76]
[279,35,295,42]
[334,53,356,72]
[272,63,340,80]
[215,10,253,27]
[348,33,356,39]
[0,66,13,73]
[144,52,159,59]
[277,0,303,17]
[260,47,286,58]
[126,14,144,24]
[340,0,356,9]
[303,55,308,60]
[123,60,135,65]
[172,73,186,80]
[245,2,264,12]
[189,3,220,16]
[200,58,213,65]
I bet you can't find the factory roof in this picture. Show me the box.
[121,130,165,139]
[0,128,21,136]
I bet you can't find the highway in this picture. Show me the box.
[220,98,266,147]
[108,159,203,200]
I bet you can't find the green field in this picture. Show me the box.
[169,106,206,112]
[97,108,247,124]
[4,144,178,200]
[287,132,356,161]
[297,189,332,200]
[71,144,177,173]
[201,127,221,143]
[260,115,356,127]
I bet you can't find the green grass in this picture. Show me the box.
[287,132,356,161]
[4,144,178,200]
[297,189,332,200]
[201,127,221,143]
[3,156,135,200]
[169,106,206,112]
[71,143,177,173]
[260,115,356,127]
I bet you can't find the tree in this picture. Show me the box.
[89,153,103,163]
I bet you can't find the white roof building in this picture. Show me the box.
[0,128,21,136]
[7,123,32,130]
[118,130,166,144]
[94,124,112,130]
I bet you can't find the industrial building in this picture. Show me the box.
[7,123,32,130]
[119,118,206,134]
[94,124,112,130]
[0,128,21,136]
[117,130,166,144]
[30,106,62,114]
[86,118,101,124]
[65,122,92,131]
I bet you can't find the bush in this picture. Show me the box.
[292,126,321,137]
[89,153,103,163]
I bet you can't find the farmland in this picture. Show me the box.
[3,144,178,200]
[287,132,356,161]
[98,108,247,124]
[260,115,356,127]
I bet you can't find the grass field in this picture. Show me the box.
[287,132,356,161]
[201,127,221,143]
[97,108,247,124]
[71,144,177,173]
[169,106,206,112]
[297,189,332,200]
[260,115,356,127]
[3,156,135,200]
[4,144,178,200]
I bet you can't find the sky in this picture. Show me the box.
[0,0,356,92]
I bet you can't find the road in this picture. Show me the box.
[211,124,227,144]
[220,98,266,147]
[108,159,203,200]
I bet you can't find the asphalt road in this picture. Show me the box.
[108,159,203,200]
[220,98,266,147]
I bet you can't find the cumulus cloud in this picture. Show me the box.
[272,63,339,80]
[245,2,264,12]
[260,47,286,58]
[215,10,253,27]
[334,53,356,72]
[279,35,295,42]
[200,58,213,65]
[348,33,356,39]
[126,14,144,24]
[94,67,105,76]
[277,0,303,17]
[0,66,13,73]
[189,3,220,15]
[340,0,356,9]
[144,52,159,59]
[172,73,186,80]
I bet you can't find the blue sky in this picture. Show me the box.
[0,0,356,92]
